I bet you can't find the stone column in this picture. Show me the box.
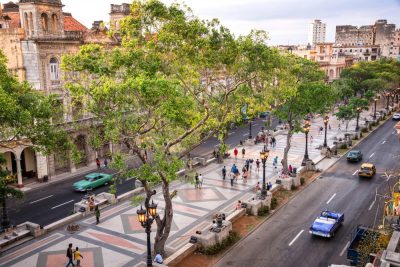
[15,155,23,188]
[35,151,48,179]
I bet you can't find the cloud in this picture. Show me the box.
[33,0,400,44]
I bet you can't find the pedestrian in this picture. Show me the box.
[231,164,237,174]
[310,135,313,143]
[242,170,248,183]
[288,164,293,174]
[248,159,253,172]
[272,136,276,147]
[329,124,331,130]
[95,206,100,225]
[236,200,242,210]
[195,173,199,189]
[256,159,260,172]
[267,182,272,191]
[242,166,247,175]
[65,243,74,267]
[273,156,278,167]
[242,147,246,158]
[154,253,164,264]
[198,173,203,189]
[96,158,100,169]
[255,182,260,192]
[338,123,341,131]
[74,247,83,267]
[234,148,238,160]
[229,172,234,186]
[222,166,227,180]
[104,158,108,169]
[319,126,323,134]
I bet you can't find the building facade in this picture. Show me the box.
[335,19,399,61]
[308,19,326,46]
[0,0,121,187]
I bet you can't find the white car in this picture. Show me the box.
[393,113,400,121]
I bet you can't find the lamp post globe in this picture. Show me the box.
[137,199,158,266]
[260,150,269,197]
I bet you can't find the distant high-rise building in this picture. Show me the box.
[308,19,326,45]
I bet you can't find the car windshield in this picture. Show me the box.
[348,152,358,156]
[361,167,372,171]
[85,177,97,182]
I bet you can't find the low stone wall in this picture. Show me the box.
[116,187,145,202]
[43,213,83,233]
[164,243,197,266]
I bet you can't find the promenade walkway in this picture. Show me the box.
[0,101,390,267]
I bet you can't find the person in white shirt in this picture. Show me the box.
[198,174,203,189]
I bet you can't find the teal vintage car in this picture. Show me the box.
[73,173,113,191]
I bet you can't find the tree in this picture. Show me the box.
[0,156,23,229]
[0,50,66,228]
[268,54,336,173]
[335,105,355,132]
[62,1,277,255]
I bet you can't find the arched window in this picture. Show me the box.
[29,12,34,34]
[49,58,59,81]
[24,13,29,31]
[51,14,58,33]
[41,13,49,32]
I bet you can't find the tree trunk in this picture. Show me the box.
[153,177,173,256]
[282,123,293,174]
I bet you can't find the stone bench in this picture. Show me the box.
[0,226,32,250]
[164,243,197,266]
[225,208,246,223]
[195,221,232,248]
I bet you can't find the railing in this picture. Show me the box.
[29,31,82,41]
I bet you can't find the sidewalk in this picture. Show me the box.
[1,100,393,267]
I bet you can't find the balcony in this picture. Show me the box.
[29,31,83,41]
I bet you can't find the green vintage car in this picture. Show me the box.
[346,150,363,162]
[73,173,113,192]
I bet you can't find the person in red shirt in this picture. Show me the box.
[233,148,238,160]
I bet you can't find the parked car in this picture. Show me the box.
[309,210,344,238]
[346,150,363,162]
[393,113,400,121]
[358,163,376,178]
[73,173,113,191]
[259,111,270,118]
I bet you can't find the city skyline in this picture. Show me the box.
[59,0,400,45]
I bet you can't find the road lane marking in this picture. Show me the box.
[352,170,359,176]
[228,132,235,136]
[369,152,375,158]
[30,195,54,204]
[242,133,249,136]
[369,200,376,211]
[382,140,386,144]
[326,193,337,204]
[51,200,74,210]
[339,241,350,256]
[288,230,304,246]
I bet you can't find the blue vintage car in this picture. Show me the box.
[309,210,344,238]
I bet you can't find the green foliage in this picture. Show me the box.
[361,127,368,133]
[0,155,23,206]
[131,195,145,206]
[0,50,68,154]
[270,197,278,210]
[257,205,270,216]
[300,177,305,186]
[198,231,240,255]
[290,183,297,191]
[340,143,348,149]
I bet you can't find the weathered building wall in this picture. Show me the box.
[0,28,26,80]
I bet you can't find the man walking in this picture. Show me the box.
[95,206,100,225]
[222,166,227,180]
[198,173,203,189]
[104,158,108,169]
[66,243,74,267]
[96,158,100,169]
[256,159,260,172]
[242,147,246,158]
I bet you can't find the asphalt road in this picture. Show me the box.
[7,116,277,227]
[215,118,399,267]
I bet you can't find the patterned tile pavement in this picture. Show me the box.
[0,104,387,267]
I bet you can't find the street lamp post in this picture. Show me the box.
[260,150,270,198]
[373,97,378,120]
[137,200,158,266]
[249,120,252,139]
[301,119,311,166]
[355,107,361,132]
[323,115,329,147]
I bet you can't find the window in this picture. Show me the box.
[41,13,49,32]
[49,58,59,80]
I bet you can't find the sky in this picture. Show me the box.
[25,0,400,44]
